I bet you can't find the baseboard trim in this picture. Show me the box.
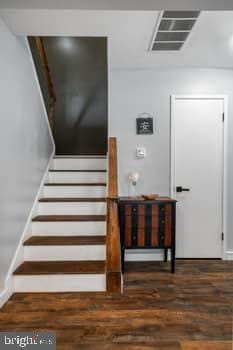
[125,249,171,261]
[0,151,54,309]
[224,251,233,260]
[0,278,13,309]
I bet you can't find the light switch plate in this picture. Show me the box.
[136,147,146,158]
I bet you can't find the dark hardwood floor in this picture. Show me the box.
[0,260,232,350]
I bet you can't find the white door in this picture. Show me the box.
[171,96,224,258]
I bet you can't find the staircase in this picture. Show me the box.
[13,156,108,292]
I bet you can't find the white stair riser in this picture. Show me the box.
[52,158,106,170]
[38,202,106,215]
[48,172,106,183]
[14,274,106,292]
[43,186,106,198]
[32,221,106,236]
[24,246,106,261]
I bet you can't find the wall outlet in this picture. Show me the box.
[136,147,146,158]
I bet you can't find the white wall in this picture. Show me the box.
[0,18,54,290]
[110,68,233,251]
[3,11,233,71]
[0,0,232,10]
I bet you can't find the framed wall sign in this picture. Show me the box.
[136,113,154,135]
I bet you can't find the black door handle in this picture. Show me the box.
[176,186,190,193]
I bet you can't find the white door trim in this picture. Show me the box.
[170,94,228,259]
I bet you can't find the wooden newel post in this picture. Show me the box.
[106,137,122,293]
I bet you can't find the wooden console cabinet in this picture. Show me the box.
[119,197,176,273]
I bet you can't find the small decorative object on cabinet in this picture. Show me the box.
[128,172,140,186]
[119,196,177,273]
[128,172,140,197]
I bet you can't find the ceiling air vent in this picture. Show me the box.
[150,10,200,51]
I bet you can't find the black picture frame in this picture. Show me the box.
[136,117,153,135]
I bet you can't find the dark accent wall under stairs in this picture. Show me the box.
[29,37,108,155]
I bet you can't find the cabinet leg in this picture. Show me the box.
[121,248,125,273]
[164,248,168,262]
[171,246,175,273]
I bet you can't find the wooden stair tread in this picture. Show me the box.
[53,156,107,159]
[24,236,106,246]
[32,215,106,222]
[14,261,105,275]
[44,183,106,186]
[49,169,106,172]
[39,197,106,202]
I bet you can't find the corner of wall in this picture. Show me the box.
[224,251,233,260]
[0,32,55,308]
[0,278,14,309]
[0,151,54,308]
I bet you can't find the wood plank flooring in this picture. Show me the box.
[0,260,232,350]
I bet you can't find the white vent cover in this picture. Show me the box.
[150,10,200,51]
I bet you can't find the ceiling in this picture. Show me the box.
[1,10,233,69]
[0,0,233,10]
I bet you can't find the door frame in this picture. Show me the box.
[170,94,228,259]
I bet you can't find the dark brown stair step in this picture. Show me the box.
[32,215,106,222]
[44,183,106,186]
[53,156,106,159]
[24,236,106,246]
[49,169,107,172]
[14,261,105,275]
[39,197,106,202]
